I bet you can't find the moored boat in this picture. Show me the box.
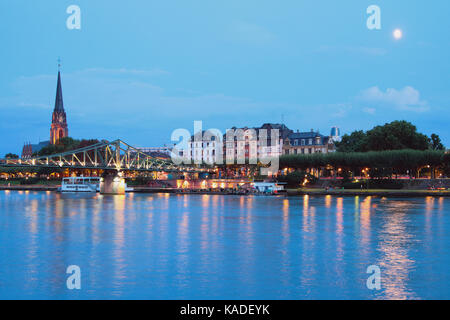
[58,176,134,193]
[59,177,99,192]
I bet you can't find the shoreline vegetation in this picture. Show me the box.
[280,149,450,180]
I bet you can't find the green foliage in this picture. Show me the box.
[336,120,432,152]
[280,149,446,178]
[443,153,450,176]
[5,153,19,159]
[335,130,368,152]
[37,137,99,156]
[36,167,63,176]
[126,177,154,186]
[341,179,403,190]
[430,134,445,150]
[277,171,317,187]
[0,166,37,175]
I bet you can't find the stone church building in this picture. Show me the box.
[21,69,69,158]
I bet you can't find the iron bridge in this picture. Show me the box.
[3,139,208,173]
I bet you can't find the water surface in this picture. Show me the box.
[0,190,449,299]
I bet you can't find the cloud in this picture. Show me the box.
[227,21,275,45]
[363,107,376,114]
[356,86,430,113]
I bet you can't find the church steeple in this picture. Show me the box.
[50,62,69,145]
[54,70,64,112]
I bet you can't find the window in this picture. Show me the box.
[308,139,313,145]
[301,139,305,146]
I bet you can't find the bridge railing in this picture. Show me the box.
[2,139,178,171]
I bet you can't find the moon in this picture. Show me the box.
[393,29,403,40]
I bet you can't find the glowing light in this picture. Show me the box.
[393,29,403,40]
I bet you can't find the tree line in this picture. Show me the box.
[335,120,444,152]
[280,149,450,178]
[279,120,449,179]
[35,137,99,157]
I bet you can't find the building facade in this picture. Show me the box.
[21,141,51,159]
[183,132,222,165]
[283,129,336,155]
[223,123,292,164]
[174,123,292,166]
[173,124,339,165]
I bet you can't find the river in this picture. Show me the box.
[0,190,449,299]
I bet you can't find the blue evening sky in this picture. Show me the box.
[1,0,449,155]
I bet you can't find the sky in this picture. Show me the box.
[0,0,449,155]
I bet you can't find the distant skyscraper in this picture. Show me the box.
[330,126,341,142]
[50,69,69,144]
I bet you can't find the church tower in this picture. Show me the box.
[50,68,68,144]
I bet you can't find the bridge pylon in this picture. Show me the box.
[100,171,125,195]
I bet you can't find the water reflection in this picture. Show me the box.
[300,195,317,287]
[1,191,449,299]
[112,195,126,295]
[376,200,417,300]
[359,196,372,259]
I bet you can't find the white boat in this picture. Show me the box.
[252,182,285,194]
[60,177,100,192]
[59,177,133,193]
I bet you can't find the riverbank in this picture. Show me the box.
[2,184,450,197]
[0,185,273,196]
[287,188,450,197]
[0,185,59,191]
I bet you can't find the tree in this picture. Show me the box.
[430,134,445,151]
[5,153,19,159]
[37,137,99,156]
[336,120,432,152]
[277,171,317,187]
[365,121,430,151]
[443,153,450,177]
[335,130,368,152]
[280,149,446,179]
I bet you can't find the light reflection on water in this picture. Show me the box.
[0,191,449,299]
